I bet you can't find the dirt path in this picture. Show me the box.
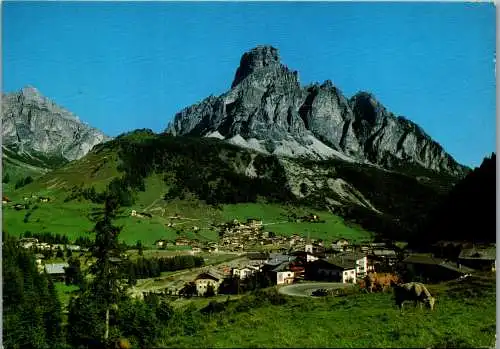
[278,282,348,297]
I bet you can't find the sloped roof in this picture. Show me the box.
[272,261,292,272]
[403,254,445,265]
[266,254,295,266]
[337,251,366,261]
[459,247,496,261]
[312,258,355,270]
[247,252,268,260]
[440,263,475,274]
[196,269,223,281]
[45,263,69,274]
[372,249,397,257]
[328,257,356,270]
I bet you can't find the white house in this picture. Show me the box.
[332,239,350,251]
[232,266,254,280]
[195,270,224,296]
[336,252,368,278]
[308,259,357,283]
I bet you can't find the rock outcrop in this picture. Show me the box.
[167,45,467,176]
[2,86,110,163]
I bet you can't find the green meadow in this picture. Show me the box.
[159,275,496,348]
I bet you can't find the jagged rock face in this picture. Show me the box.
[2,86,110,162]
[167,45,467,176]
[350,92,463,174]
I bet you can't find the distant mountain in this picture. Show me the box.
[2,86,110,164]
[167,45,468,177]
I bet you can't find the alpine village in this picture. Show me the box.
[2,26,496,349]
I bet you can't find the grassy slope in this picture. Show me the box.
[2,201,371,247]
[162,276,496,348]
[221,203,371,243]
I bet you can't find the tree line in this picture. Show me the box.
[21,231,70,245]
[3,233,65,349]
[124,255,204,283]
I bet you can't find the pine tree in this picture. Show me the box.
[67,193,129,348]
[87,193,128,346]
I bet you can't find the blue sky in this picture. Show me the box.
[2,2,496,167]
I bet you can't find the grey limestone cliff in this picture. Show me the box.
[2,86,110,163]
[167,45,467,177]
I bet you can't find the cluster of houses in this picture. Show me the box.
[217,218,310,251]
[2,194,52,207]
[18,238,83,252]
[166,239,496,297]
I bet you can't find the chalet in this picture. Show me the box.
[246,218,263,228]
[270,262,295,285]
[195,270,224,296]
[35,253,45,265]
[305,259,357,283]
[304,242,325,253]
[175,238,190,246]
[19,238,39,249]
[247,252,269,265]
[402,254,475,282]
[332,239,350,251]
[155,239,168,248]
[66,245,81,251]
[45,263,69,281]
[130,210,152,218]
[368,248,398,271]
[232,266,255,280]
[336,252,368,278]
[458,247,496,272]
[266,253,295,266]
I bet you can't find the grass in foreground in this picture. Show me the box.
[159,275,496,348]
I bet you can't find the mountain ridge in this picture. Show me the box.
[167,45,468,177]
[2,86,110,163]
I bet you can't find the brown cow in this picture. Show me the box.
[393,282,436,313]
[364,272,400,293]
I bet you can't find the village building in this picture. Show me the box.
[332,239,350,251]
[195,270,224,296]
[19,238,39,249]
[246,252,269,264]
[368,248,398,271]
[290,250,319,263]
[305,259,357,284]
[44,263,69,281]
[402,254,475,282]
[336,252,368,278]
[175,237,191,246]
[232,266,255,280]
[458,247,496,272]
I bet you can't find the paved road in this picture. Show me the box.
[278,282,349,297]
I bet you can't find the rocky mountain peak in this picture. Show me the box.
[2,86,110,162]
[231,45,282,88]
[167,46,468,177]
